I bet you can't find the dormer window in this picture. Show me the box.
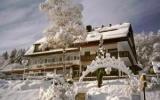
[34,44,41,52]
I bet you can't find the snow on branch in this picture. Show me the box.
[39,0,86,50]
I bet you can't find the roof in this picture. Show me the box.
[25,23,131,56]
[74,23,130,43]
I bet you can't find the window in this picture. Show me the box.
[52,58,55,62]
[108,48,117,53]
[59,57,62,61]
[77,56,79,60]
[45,59,47,63]
[48,59,52,63]
[85,51,90,56]
[108,48,118,58]
[34,44,41,52]
[74,56,80,60]
[33,60,38,65]
[70,56,73,60]
[67,56,70,61]
[74,56,77,60]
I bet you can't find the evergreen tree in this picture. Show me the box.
[2,51,8,60]
[96,36,106,88]
[9,49,17,63]
[15,49,26,64]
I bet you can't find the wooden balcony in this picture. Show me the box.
[80,54,96,61]
[81,51,133,65]
[30,60,80,69]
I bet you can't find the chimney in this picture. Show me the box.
[109,24,112,27]
[86,25,92,32]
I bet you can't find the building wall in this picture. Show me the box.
[118,41,137,65]
[23,39,139,77]
[27,51,80,69]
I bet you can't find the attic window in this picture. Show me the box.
[34,44,41,52]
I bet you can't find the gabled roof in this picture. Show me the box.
[25,23,131,56]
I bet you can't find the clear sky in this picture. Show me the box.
[0,0,160,53]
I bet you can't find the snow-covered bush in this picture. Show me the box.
[39,74,75,100]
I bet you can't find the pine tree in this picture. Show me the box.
[9,49,17,63]
[2,51,8,60]
[96,36,106,88]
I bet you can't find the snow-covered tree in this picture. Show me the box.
[134,30,160,68]
[14,49,26,64]
[96,36,106,88]
[152,43,160,62]
[39,0,86,50]
[0,56,5,68]
[0,48,26,69]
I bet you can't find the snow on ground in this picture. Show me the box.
[0,79,52,100]
[86,80,131,100]
[0,79,160,100]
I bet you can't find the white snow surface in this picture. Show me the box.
[75,22,130,43]
[152,61,160,73]
[0,79,160,100]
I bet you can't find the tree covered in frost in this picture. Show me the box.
[96,36,106,88]
[152,43,160,62]
[39,0,86,50]
[0,49,26,68]
[134,30,160,69]
[0,56,5,68]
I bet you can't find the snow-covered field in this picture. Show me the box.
[0,79,160,100]
[0,80,52,100]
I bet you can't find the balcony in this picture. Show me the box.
[81,54,96,61]
[81,51,132,63]
[30,60,80,69]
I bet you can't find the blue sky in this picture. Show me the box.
[0,0,160,53]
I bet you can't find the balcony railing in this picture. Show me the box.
[29,51,133,68]
[30,60,80,69]
[81,51,132,62]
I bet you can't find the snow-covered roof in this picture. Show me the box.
[25,23,131,55]
[34,37,47,44]
[75,23,130,43]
